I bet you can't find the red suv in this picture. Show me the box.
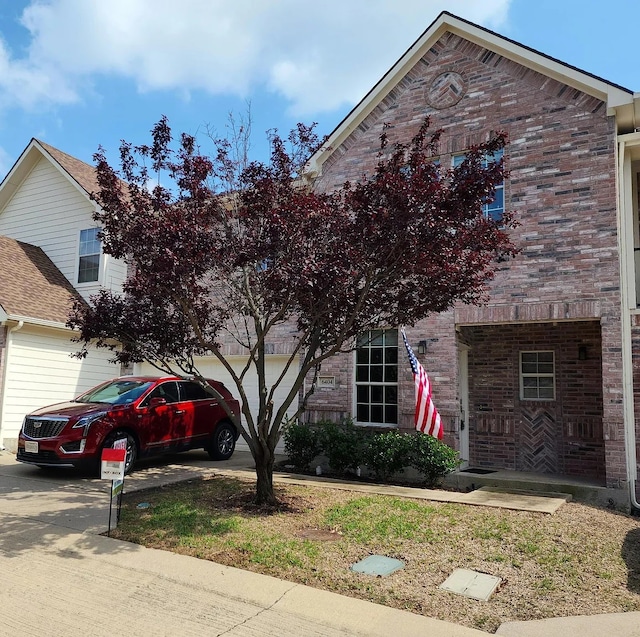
[16,376,241,474]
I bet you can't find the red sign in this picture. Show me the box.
[102,447,126,462]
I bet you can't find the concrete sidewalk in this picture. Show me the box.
[0,449,638,636]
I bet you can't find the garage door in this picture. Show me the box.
[135,355,300,452]
[0,325,120,450]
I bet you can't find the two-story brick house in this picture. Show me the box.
[302,11,640,506]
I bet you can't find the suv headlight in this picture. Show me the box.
[72,412,107,434]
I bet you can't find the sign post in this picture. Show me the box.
[101,440,127,535]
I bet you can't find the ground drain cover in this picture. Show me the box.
[439,569,501,601]
[460,468,496,474]
[350,555,405,576]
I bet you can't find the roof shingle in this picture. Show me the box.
[36,140,100,196]
[0,235,83,324]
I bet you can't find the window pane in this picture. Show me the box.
[180,382,210,401]
[385,386,397,404]
[370,330,383,346]
[356,366,369,382]
[371,348,383,364]
[356,349,369,364]
[521,353,537,362]
[539,377,554,388]
[538,352,554,362]
[78,255,100,283]
[384,365,397,383]
[370,366,383,382]
[523,387,538,399]
[384,330,398,346]
[523,377,537,388]
[370,405,384,423]
[385,347,397,364]
[357,386,369,403]
[385,405,398,424]
[357,405,369,422]
[539,387,554,399]
[371,386,383,404]
[522,363,537,374]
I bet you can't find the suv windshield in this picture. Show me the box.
[76,380,154,405]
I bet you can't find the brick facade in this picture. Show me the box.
[303,30,625,487]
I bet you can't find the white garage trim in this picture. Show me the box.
[0,324,120,451]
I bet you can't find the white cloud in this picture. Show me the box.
[2,0,511,115]
[0,145,12,178]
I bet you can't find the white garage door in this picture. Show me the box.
[135,355,300,452]
[0,325,120,450]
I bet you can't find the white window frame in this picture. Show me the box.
[519,351,555,401]
[354,328,399,426]
[77,227,102,284]
[452,148,505,222]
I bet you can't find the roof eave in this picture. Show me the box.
[1,313,70,331]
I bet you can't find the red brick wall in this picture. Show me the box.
[304,31,624,485]
[461,321,605,481]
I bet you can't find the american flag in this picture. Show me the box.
[401,328,443,439]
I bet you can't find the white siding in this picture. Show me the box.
[0,326,120,448]
[136,355,300,453]
[0,156,125,297]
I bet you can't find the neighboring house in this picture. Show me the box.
[0,140,124,452]
[302,11,640,505]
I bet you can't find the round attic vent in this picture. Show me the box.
[427,71,466,109]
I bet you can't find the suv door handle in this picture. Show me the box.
[174,409,186,415]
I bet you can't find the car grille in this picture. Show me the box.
[23,417,68,439]
[17,449,65,464]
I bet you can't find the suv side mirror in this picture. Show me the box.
[149,396,167,409]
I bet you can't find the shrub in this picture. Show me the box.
[362,431,412,482]
[282,421,321,472]
[409,433,461,487]
[317,419,365,475]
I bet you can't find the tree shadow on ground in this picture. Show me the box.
[622,527,640,593]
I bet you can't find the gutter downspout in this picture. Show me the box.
[617,139,640,511]
[0,320,24,450]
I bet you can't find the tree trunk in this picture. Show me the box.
[253,446,278,505]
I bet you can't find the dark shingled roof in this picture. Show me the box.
[0,235,83,324]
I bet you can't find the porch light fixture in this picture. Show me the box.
[418,340,428,355]
[578,345,588,361]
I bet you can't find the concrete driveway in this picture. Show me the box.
[2,449,639,637]
[0,450,489,637]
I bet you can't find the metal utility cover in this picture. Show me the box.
[350,555,405,576]
[439,569,501,601]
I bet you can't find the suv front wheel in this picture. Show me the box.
[102,431,138,474]
[207,422,236,461]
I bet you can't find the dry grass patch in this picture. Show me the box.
[112,475,640,634]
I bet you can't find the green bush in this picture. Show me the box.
[362,431,412,482]
[409,433,461,487]
[282,421,321,472]
[317,420,365,475]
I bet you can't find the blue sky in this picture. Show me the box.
[0,0,638,181]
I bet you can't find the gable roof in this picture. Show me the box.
[0,139,99,214]
[306,11,637,176]
[0,235,83,327]
[36,140,100,195]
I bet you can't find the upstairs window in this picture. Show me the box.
[453,148,504,222]
[78,228,101,283]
